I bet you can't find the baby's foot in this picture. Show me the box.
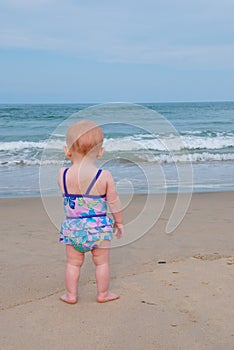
[60,294,77,304]
[97,292,120,303]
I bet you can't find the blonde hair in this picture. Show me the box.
[66,120,103,155]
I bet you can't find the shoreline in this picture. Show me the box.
[1,159,234,198]
[1,188,234,200]
[1,191,234,349]
[0,188,234,201]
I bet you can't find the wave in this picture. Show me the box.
[155,152,234,163]
[0,140,64,151]
[105,152,234,164]
[0,133,234,167]
[1,152,234,167]
[0,159,66,166]
[1,134,234,153]
[104,135,234,152]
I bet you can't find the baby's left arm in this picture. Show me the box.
[104,171,123,239]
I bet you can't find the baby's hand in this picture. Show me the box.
[114,222,124,239]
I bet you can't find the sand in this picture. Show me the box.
[1,192,234,350]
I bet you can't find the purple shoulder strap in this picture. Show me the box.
[85,169,102,195]
[63,168,69,194]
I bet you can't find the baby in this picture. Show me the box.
[58,120,123,304]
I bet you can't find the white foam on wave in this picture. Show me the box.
[104,135,234,152]
[150,152,234,163]
[0,159,65,166]
[1,134,234,153]
[1,152,234,166]
[0,140,64,151]
[182,135,234,150]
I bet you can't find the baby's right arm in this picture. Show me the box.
[58,167,66,194]
[105,171,123,239]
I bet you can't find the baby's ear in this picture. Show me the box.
[63,146,72,158]
[97,147,105,159]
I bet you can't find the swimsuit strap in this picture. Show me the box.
[63,168,69,195]
[85,169,102,195]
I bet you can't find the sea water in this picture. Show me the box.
[0,102,233,197]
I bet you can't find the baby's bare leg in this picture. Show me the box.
[60,245,84,304]
[92,240,119,303]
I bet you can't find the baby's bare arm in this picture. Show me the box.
[58,167,66,193]
[105,171,123,238]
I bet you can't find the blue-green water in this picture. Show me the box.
[0,102,234,197]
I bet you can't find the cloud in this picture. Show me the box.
[0,0,234,69]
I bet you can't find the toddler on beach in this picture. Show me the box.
[58,120,123,304]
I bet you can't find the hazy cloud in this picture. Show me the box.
[1,0,234,69]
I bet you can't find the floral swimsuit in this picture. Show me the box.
[60,168,113,252]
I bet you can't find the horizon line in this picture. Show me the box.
[0,99,234,105]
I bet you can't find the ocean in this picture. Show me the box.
[0,102,234,198]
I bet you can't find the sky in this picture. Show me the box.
[0,0,234,103]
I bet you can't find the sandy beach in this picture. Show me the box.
[1,191,234,350]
